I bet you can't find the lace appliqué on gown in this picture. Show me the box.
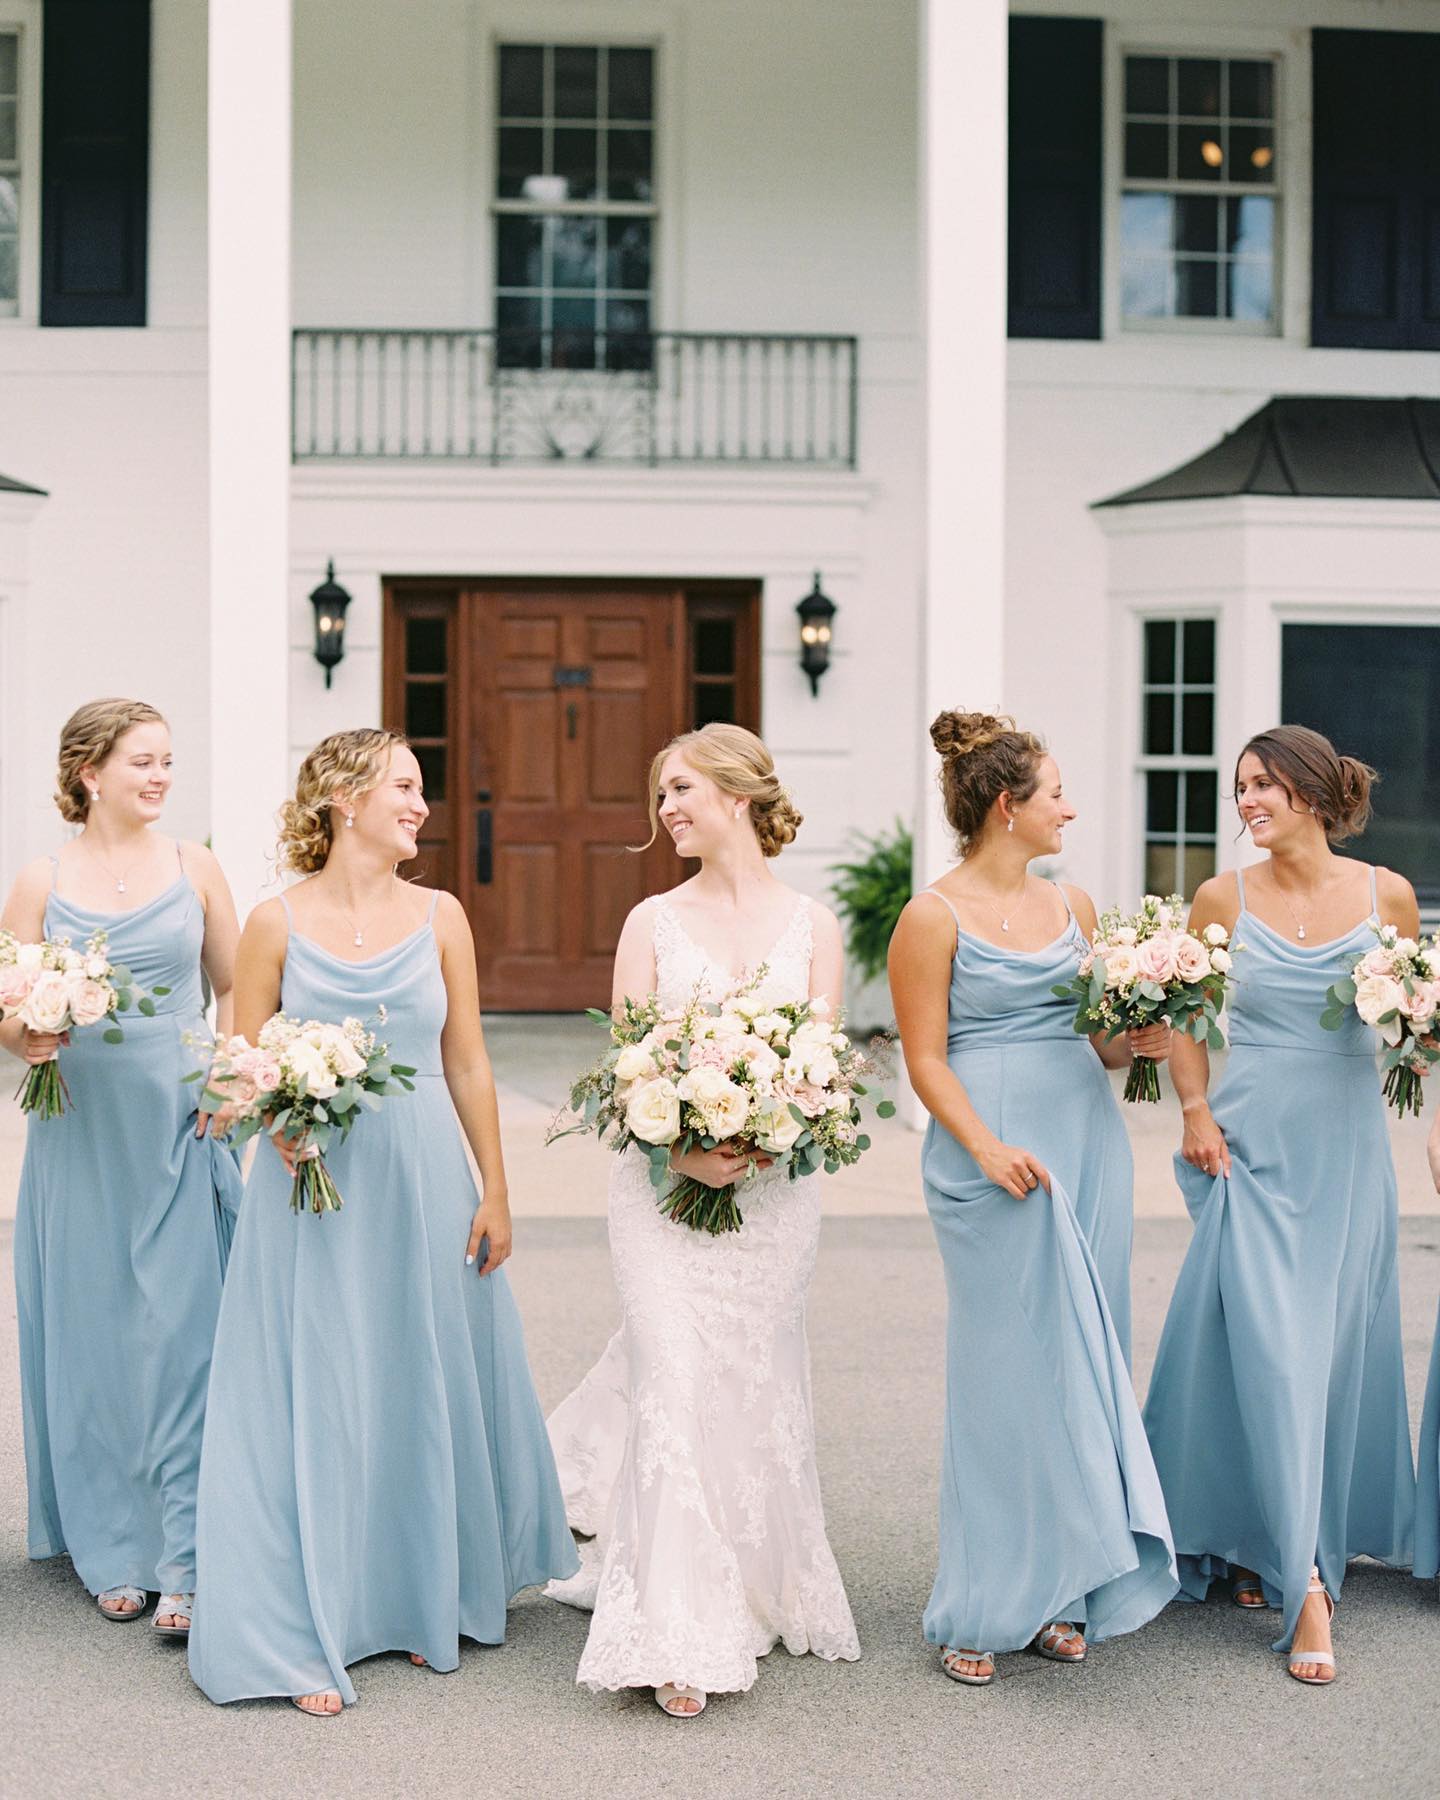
[546,895,860,1693]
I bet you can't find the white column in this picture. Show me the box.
[915,0,1008,887]
[0,482,48,884]
[208,0,292,915]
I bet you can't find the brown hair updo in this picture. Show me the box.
[278,727,409,874]
[930,709,1045,853]
[644,723,802,858]
[55,698,167,823]
[1236,724,1376,843]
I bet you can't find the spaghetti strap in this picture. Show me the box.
[1235,866,1247,910]
[919,887,963,934]
[1050,881,1076,925]
[175,838,186,877]
[1367,864,1379,914]
[278,890,294,925]
[47,854,59,892]
[426,888,441,924]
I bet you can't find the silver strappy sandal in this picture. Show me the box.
[152,1593,193,1636]
[97,1586,147,1622]
[940,1646,995,1686]
[1033,1622,1087,1663]
[1286,1570,1336,1687]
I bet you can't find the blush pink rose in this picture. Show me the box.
[65,976,113,1028]
[1173,936,1213,983]
[1137,937,1179,984]
[0,965,35,1010]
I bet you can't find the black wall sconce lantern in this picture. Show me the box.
[796,571,836,697]
[310,561,352,688]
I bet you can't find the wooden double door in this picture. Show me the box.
[384,579,759,1011]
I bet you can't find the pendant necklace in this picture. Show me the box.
[83,840,133,895]
[1271,878,1314,940]
[336,878,395,949]
[967,877,1029,934]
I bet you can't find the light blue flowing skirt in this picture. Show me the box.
[1417,1299,1440,1582]
[1143,1044,1414,1649]
[188,1079,577,1704]
[922,1040,1177,1654]
[14,1012,238,1595]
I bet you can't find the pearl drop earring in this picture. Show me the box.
[1006,818,1014,833]
[345,813,355,829]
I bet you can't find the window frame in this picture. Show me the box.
[488,37,658,369]
[0,2,42,325]
[1137,612,1221,903]
[1103,23,1302,342]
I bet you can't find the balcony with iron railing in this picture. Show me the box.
[291,328,859,468]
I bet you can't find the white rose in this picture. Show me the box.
[799,1048,840,1089]
[727,994,764,1021]
[614,1042,653,1083]
[752,1011,791,1044]
[1102,945,1140,990]
[753,1099,805,1154]
[809,997,832,1018]
[1393,937,1419,960]
[678,1065,751,1139]
[21,971,72,1033]
[84,953,110,979]
[1353,973,1406,1046]
[1209,947,1232,974]
[1113,926,1139,946]
[1202,923,1228,947]
[625,1077,681,1146]
[286,1038,339,1099]
[66,975,113,1028]
[741,1038,782,1082]
[17,942,44,972]
[331,1035,367,1080]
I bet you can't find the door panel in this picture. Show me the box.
[384,578,759,1009]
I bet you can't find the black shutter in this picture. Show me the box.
[1008,16,1103,340]
[1312,29,1440,352]
[40,0,150,327]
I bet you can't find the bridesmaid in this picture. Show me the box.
[2,698,241,1634]
[1144,725,1416,1686]
[888,710,1177,1686]
[1416,1108,1440,1589]
[188,728,576,1713]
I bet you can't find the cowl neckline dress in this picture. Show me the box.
[919,889,1177,1654]
[15,868,240,1596]
[188,904,576,1704]
[1142,866,1415,1649]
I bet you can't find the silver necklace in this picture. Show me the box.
[334,879,396,949]
[963,876,1030,934]
[82,840,133,895]
[1270,875,1317,940]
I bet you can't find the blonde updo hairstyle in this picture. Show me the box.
[278,727,410,875]
[55,698,167,824]
[930,709,1046,853]
[644,723,802,858]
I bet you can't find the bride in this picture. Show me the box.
[546,723,860,1717]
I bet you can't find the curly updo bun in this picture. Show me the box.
[930,708,1045,852]
[1237,724,1377,844]
[278,727,409,874]
[55,698,167,823]
[644,722,802,858]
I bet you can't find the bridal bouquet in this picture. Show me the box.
[1321,922,1440,1118]
[1053,893,1236,1103]
[188,1010,416,1214]
[0,927,165,1118]
[549,972,894,1235]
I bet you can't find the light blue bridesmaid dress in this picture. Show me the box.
[14,850,240,1600]
[1143,865,1414,1651]
[1416,1303,1440,1582]
[918,888,1177,1657]
[188,892,577,1705]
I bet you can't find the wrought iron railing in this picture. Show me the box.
[291,329,858,468]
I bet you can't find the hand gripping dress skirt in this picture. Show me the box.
[187,897,577,1705]
[14,864,241,1600]
[544,896,861,1694]
[918,889,1178,1656]
[1414,1303,1439,1583]
[1142,867,1415,1651]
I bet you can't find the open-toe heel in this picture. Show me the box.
[1286,1570,1336,1687]
[655,1683,706,1717]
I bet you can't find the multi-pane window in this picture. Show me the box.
[1121,54,1278,328]
[494,44,655,370]
[0,31,18,316]
[1141,619,1218,900]
[402,612,451,803]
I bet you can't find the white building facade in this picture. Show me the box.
[0,0,1436,1007]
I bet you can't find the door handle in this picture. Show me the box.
[475,807,493,884]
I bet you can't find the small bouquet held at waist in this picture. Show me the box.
[0,927,167,1119]
[187,1010,416,1214]
[1321,921,1440,1118]
[548,970,895,1236]
[1053,893,1236,1103]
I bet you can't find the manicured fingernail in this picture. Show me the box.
[465,1253,475,1265]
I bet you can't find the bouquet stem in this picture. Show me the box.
[659,1174,744,1236]
[1122,1054,1162,1105]
[290,1154,344,1215]
[15,1057,70,1120]
[1382,1062,1427,1121]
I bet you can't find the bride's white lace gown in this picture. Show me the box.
[546,893,860,1694]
